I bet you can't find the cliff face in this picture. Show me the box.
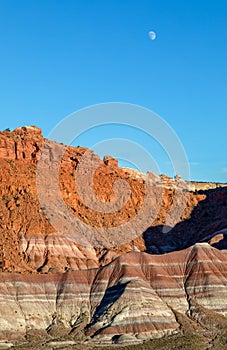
[0,127,226,347]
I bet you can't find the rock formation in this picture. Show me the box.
[0,127,226,348]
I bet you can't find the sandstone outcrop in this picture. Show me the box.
[0,127,226,347]
[1,127,226,273]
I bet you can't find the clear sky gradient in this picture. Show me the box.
[0,0,226,182]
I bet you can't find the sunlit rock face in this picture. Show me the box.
[0,127,226,344]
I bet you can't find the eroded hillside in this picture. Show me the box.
[0,127,226,349]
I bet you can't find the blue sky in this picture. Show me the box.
[0,0,226,182]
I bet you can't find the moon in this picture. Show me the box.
[149,31,156,41]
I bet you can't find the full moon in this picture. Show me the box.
[149,31,156,41]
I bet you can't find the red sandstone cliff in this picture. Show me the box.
[0,127,226,348]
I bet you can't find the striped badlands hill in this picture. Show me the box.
[0,243,226,344]
[0,127,227,347]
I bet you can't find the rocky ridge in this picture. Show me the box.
[0,127,226,348]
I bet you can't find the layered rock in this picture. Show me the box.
[0,127,227,346]
[87,243,227,340]
[0,269,95,340]
[1,127,226,273]
[0,244,226,343]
